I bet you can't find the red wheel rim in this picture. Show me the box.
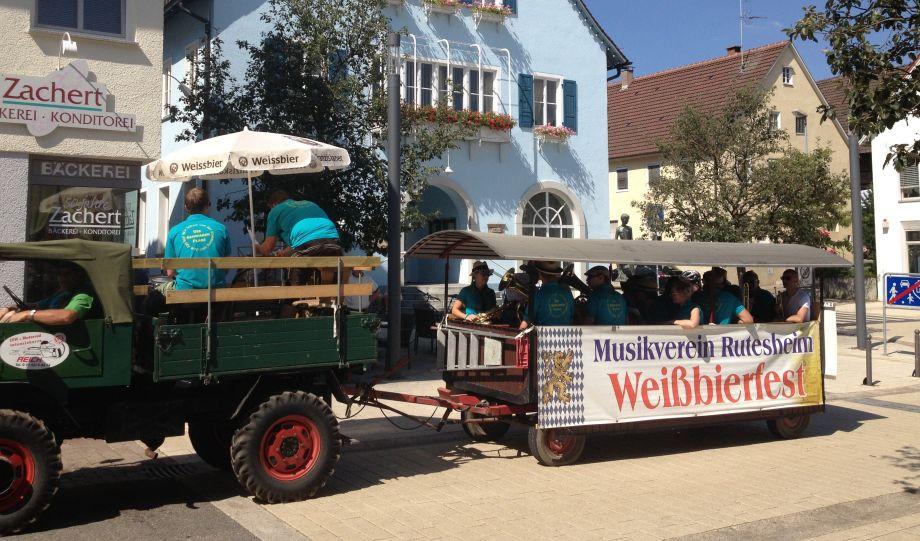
[259,415,321,481]
[544,430,576,456]
[0,439,35,514]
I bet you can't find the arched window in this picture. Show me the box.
[522,191,575,238]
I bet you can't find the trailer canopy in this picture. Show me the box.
[405,231,850,268]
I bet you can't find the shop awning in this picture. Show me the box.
[405,231,851,268]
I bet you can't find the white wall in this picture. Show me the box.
[871,116,920,299]
[0,152,30,296]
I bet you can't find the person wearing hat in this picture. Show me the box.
[700,269,753,325]
[520,261,574,328]
[741,270,776,323]
[583,265,627,325]
[622,270,659,324]
[451,261,497,321]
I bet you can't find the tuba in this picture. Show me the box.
[499,268,532,297]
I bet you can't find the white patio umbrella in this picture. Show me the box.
[145,128,351,281]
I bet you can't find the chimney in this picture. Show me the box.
[727,45,741,55]
[620,66,634,90]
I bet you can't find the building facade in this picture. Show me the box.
[607,42,851,245]
[0,0,163,297]
[154,0,627,284]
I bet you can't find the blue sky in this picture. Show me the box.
[583,0,835,81]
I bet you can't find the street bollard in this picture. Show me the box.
[914,330,920,378]
[864,333,875,386]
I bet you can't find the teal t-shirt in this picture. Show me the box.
[266,200,339,248]
[457,284,496,315]
[676,300,701,321]
[533,282,574,325]
[702,290,745,324]
[165,214,231,290]
[585,283,627,325]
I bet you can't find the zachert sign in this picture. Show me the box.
[0,60,137,137]
[535,323,823,429]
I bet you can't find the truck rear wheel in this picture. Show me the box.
[767,414,810,439]
[231,392,340,503]
[461,411,511,442]
[189,421,236,472]
[527,426,585,467]
[0,410,62,534]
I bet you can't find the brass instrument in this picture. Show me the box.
[466,305,503,324]
[499,268,532,296]
[560,264,593,297]
[743,283,751,310]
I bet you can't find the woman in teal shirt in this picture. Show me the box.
[451,261,497,321]
[669,278,701,329]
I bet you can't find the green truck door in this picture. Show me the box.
[0,319,105,380]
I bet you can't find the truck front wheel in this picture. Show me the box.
[231,392,340,503]
[0,410,62,534]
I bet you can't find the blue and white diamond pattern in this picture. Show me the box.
[536,326,585,429]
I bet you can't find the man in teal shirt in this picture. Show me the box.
[255,190,341,257]
[521,261,574,328]
[165,187,231,290]
[451,261,497,321]
[583,266,627,325]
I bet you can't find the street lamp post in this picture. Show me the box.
[386,32,402,372]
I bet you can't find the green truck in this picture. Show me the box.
[0,240,379,533]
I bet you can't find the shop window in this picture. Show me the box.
[522,191,574,239]
[35,0,125,36]
[900,163,919,200]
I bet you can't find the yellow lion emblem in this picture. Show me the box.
[541,349,574,404]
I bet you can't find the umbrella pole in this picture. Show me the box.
[248,173,259,287]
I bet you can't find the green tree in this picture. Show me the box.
[169,0,471,253]
[636,87,851,251]
[861,188,875,273]
[788,1,920,169]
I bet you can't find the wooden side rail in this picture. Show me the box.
[133,256,380,270]
[164,283,373,304]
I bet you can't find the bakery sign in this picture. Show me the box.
[0,59,137,137]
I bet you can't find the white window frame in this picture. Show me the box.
[906,230,920,273]
[33,0,127,39]
[521,191,576,239]
[769,111,780,131]
[162,57,172,118]
[185,41,200,89]
[532,72,563,127]
[403,59,499,113]
[900,163,920,201]
[616,168,629,192]
[136,190,147,255]
[157,186,170,255]
[782,66,794,86]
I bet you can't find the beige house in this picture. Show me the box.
[607,42,850,244]
[0,0,163,297]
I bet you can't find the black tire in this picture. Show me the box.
[527,426,585,467]
[460,410,511,442]
[0,410,62,535]
[231,391,340,503]
[188,421,236,472]
[767,414,810,439]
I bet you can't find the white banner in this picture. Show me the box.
[536,323,823,429]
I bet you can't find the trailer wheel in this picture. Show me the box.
[188,421,236,472]
[767,414,810,439]
[527,426,585,467]
[0,410,62,535]
[460,411,511,442]
[231,392,340,503]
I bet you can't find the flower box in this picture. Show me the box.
[471,2,512,23]
[534,124,575,144]
[423,0,460,16]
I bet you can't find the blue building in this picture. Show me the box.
[149,0,628,285]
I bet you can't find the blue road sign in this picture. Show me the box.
[885,274,920,307]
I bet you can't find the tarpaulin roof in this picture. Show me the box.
[405,231,851,268]
[0,240,134,324]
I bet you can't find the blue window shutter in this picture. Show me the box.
[563,79,577,133]
[518,73,534,129]
[505,0,517,14]
[36,0,78,29]
[84,0,123,34]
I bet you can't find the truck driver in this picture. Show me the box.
[451,261,497,321]
[0,263,100,325]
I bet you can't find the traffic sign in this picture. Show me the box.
[885,274,920,308]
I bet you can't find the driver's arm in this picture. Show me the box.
[5,309,80,326]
